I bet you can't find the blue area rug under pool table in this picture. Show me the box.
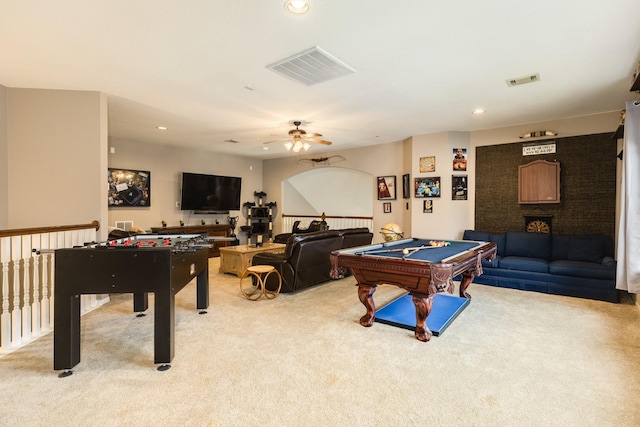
[374,293,469,336]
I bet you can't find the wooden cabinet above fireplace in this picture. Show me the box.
[518,160,560,204]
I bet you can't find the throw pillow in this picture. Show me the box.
[568,237,604,263]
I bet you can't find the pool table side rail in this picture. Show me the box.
[330,241,497,285]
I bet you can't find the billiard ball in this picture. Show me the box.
[402,248,409,255]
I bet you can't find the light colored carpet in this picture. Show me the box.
[1,257,639,427]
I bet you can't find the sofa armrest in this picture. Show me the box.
[253,252,286,264]
[273,233,292,244]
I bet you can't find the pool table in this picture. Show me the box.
[330,238,497,341]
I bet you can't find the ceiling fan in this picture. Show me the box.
[264,121,332,152]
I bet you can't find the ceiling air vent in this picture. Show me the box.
[506,73,541,87]
[267,46,355,86]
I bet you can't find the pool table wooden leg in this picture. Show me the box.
[357,284,376,327]
[459,272,474,299]
[412,295,433,342]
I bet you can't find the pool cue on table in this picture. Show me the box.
[402,246,426,259]
[359,241,451,256]
[360,244,444,255]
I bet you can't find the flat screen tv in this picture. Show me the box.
[180,172,242,212]
[108,168,151,207]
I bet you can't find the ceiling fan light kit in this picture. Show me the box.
[286,139,311,152]
[264,120,332,153]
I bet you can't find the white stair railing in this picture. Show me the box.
[282,213,373,235]
[0,221,106,356]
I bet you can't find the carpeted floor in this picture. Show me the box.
[1,257,639,426]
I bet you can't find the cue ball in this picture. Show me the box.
[402,248,409,255]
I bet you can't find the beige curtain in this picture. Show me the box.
[616,100,640,293]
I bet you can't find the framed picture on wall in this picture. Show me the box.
[377,176,397,200]
[414,176,441,198]
[108,168,151,207]
[452,175,468,200]
[423,200,433,213]
[419,156,436,173]
[383,202,392,213]
[402,174,411,199]
[453,148,467,171]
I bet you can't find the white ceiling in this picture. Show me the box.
[2,0,640,159]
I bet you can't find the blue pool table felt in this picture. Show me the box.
[357,239,479,263]
[375,292,470,336]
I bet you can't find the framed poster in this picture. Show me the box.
[377,176,397,200]
[414,176,441,198]
[402,174,411,199]
[383,202,392,213]
[423,199,433,213]
[452,175,468,200]
[108,168,151,207]
[419,156,436,173]
[453,148,467,171]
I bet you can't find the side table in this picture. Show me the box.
[219,243,286,277]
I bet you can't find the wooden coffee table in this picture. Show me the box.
[219,243,286,277]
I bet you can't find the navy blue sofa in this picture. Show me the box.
[463,230,618,302]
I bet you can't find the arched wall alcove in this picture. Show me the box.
[281,167,373,229]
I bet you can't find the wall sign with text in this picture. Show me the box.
[522,142,556,156]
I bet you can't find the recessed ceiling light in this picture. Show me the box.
[262,146,269,150]
[284,0,309,14]
[472,109,486,115]
[157,126,168,130]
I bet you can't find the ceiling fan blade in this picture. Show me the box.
[308,132,323,137]
[262,138,287,145]
[305,137,332,145]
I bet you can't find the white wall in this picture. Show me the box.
[264,112,621,243]
[0,85,621,248]
[107,137,262,242]
[4,88,107,236]
[409,132,474,240]
[471,111,619,147]
[0,85,7,228]
[283,167,373,217]
[262,141,405,243]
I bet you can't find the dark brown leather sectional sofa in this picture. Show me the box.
[252,228,373,293]
[272,219,329,244]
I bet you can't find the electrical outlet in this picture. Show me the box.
[176,201,180,208]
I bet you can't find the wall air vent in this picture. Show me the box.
[115,221,133,231]
[506,73,541,87]
[267,46,355,86]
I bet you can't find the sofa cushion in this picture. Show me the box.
[504,231,552,260]
[498,256,549,273]
[490,233,506,257]
[285,230,341,258]
[551,234,571,260]
[339,228,373,249]
[482,256,501,268]
[463,230,490,242]
[567,236,604,263]
[553,234,615,261]
[549,260,615,280]
[293,220,328,233]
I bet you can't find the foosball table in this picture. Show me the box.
[52,233,225,376]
